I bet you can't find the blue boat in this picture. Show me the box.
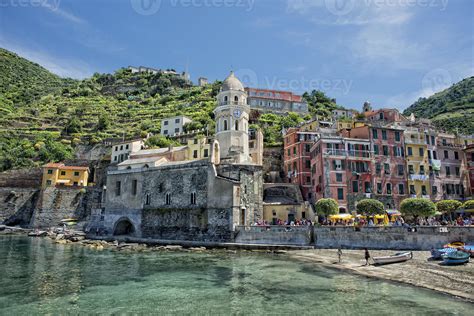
[442,251,470,265]
[431,247,456,260]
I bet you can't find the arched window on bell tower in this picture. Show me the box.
[235,120,239,131]
[224,96,228,103]
[224,119,228,131]
[234,96,238,103]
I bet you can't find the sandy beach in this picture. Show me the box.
[287,249,474,302]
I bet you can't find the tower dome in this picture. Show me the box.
[221,71,244,92]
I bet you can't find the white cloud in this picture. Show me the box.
[41,0,86,24]
[0,38,93,79]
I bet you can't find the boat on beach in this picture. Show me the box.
[460,245,474,258]
[372,252,413,265]
[431,247,457,260]
[442,251,470,265]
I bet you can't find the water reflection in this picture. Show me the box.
[0,236,472,315]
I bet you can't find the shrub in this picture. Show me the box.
[436,200,462,214]
[400,198,436,218]
[356,199,385,216]
[314,198,339,216]
[463,200,474,210]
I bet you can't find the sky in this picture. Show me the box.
[0,0,473,110]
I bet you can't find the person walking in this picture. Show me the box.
[337,247,343,263]
[364,248,370,266]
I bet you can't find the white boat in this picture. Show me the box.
[372,252,413,265]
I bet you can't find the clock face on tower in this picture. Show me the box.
[233,109,242,119]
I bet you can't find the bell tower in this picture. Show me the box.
[213,72,250,163]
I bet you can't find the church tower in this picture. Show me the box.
[213,72,250,163]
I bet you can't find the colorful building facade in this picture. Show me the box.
[42,163,89,188]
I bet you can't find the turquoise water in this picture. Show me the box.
[0,236,472,315]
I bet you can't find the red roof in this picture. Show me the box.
[245,87,303,102]
[43,163,89,171]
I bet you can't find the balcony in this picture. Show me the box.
[323,149,372,159]
[409,174,428,181]
[219,101,247,106]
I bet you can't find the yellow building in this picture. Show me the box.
[42,163,89,188]
[404,129,430,198]
[186,137,211,160]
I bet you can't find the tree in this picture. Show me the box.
[314,198,339,216]
[356,199,385,216]
[145,135,179,148]
[463,200,474,210]
[400,198,436,218]
[65,117,82,135]
[436,200,462,214]
[97,113,110,131]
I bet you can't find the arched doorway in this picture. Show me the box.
[113,218,135,236]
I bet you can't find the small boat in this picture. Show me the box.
[442,251,470,265]
[372,252,413,265]
[431,247,456,260]
[444,241,465,249]
[460,245,474,258]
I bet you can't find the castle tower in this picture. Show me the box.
[213,72,250,163]
[363,101,372,113]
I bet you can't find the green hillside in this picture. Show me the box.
[1,48,340,171]
[403,76,474,134]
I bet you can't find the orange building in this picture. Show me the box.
[42,163,89,188]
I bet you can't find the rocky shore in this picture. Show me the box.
[288,249,474,302]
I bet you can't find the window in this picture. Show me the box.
[419,148,424,157]
[397,164,404,176]
[60,171,66,176]
[408,165,414,174]
[287,149,290,157]
[193,150,198,158]
[372,129,378,139]
[235,120,239,131]
[336,173,343,182]
[126,144,129,150]
[114,156,117,161]
[375,163,381,175]
[224,120,228,131]
[120,145,123,150]
[74,182,78,186]
[352,181,359,193]
[163,130,168,135]
[175,118,180,123]
[74,171,80,176]
[407,147,413,156]
[191,192,197,205]
[442,138,447,146]
[398,184,404,195]
[116,181,121,196]
[377,183,382,194]
[164,120,169,126]
[427,150,431,159]
[165,193,171,205]
[305,144,311,153]
[145,194,150,205]
[305,160,311,168]
[224,96,228,102]
[293,147,297,156]
[132,180,137,195]
[410,185,416,195]
[395,131,400,141]
[373,145,379,155]
[421,185,427,195]
[384,163,390,174]
[204,149,209,157]
[194,139,198,144]
[46,180,52,186]
[47,169,53,174]
[337,188,344,200]
[455,167,460,177]
[445,166,451,176]
[431,185,437,195]
[419,165,425,175]
[175,128,180,133]
[386,183,392,195]
[433,151,437,159]
[383,145,388,156]
[382,130,387,140]
[444,150,448,159]
[431,136,435,145]
[364,182,371,193]
[234,96,238,102]
[115,146,118,151]
[454,151,459,160]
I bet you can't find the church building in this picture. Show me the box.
[97,72,263,241]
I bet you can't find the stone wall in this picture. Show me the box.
[0,168,42,188]
[141,208,233,241]
[263,146,284,183]
[314,226,474,250]
[235,226,313,246]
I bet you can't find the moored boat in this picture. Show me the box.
[443,241,465,249]
[372,252,413,265]
[442,251,470,265]
[460,245,474,258]
[431,247,456,260]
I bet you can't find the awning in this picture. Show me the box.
[56,179,71,184]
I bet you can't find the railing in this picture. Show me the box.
[219,101,247,106]
[323,149,372,158]
[237,225,312,232]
